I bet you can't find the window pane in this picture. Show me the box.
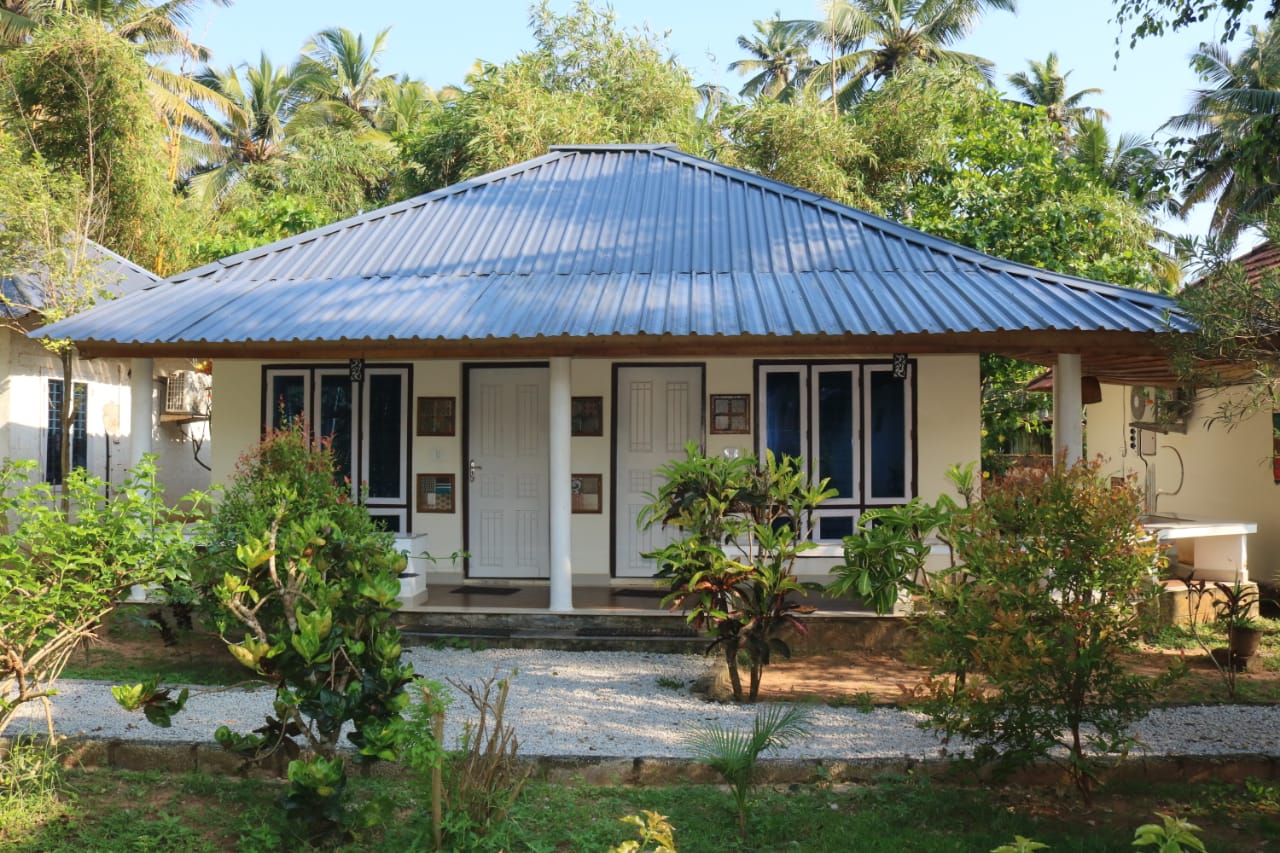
[72,383,87,472]
[270,375,307,430]
[318,375,353,487]
[869,371,906,497]
[46,380,63,484]
[817,371,855,499]
[366,373,403,499]
[817,514,855,541]
[764,371,802,461]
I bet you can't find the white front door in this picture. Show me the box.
[614,365,703,578]
[467,366,549,579]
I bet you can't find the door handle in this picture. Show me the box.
[469,459,482,482]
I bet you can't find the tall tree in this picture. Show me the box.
[728,15,814,100]
[1007,52,1108,140]
[186,54,317,202]
[296,25,392,131]
[787,0,1016,110]
[1,15,178,265]
[1165,22,1280,241]
[399,0,705,193]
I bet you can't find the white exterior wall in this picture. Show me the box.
[1089,383,1278,586]
[209,354,982,586]
[0,329,211,501]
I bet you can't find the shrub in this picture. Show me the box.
[117,424,415,843]
[914,458,1168,802]
[639,445,833,702]
[0,457,199,739]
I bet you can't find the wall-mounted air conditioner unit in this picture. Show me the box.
[164,370,211,416]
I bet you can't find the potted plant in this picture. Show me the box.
[1214,581,1266,661]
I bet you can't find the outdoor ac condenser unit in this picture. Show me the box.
[164,370,211,416]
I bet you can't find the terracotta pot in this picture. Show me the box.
[1228,624,1264,659]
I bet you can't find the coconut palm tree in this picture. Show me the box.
[1007,52,1107,140]
[788,0,1016,110]
[1165,23,1280,241]
[295,26,392,131]
[185,53,318,202]
[1073,117,1169,213]
[728,14,814,100]
[373,75,460,135]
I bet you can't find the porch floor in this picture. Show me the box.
[395,584,891,653]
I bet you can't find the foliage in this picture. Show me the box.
[828,497,955,613]
[639,445,833,702]
[1168,220,1280,424]
[0,16,180,268]
[913,458,1167,803]
[1112,0,1278,45]
[399,0,707,193]
[1175,575,1268,698]
[1132,813,1208,852]
[189,194,329,264]
[0,457,200,739]
[119,423,414,843]
[609,811,679,853]
[722,96,871,207]
[783,0,1016,109]
[684,705,812,839]
[1164,22,1280,241]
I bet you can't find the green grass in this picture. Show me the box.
[4,766,1278,852]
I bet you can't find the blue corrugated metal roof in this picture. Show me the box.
[37,145,1190,346]
[4,240,159,321]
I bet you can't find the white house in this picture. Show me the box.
[38,145,1189,609]
[2,241,210,498]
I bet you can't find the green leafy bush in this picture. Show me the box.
[639,445,833,702]
[0,457,200,739]
[914,458,1168,802]
[118,424,415,843]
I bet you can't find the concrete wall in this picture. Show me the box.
[0,330,210,501]
[1089,383,1279,586]
[208,354,982,585]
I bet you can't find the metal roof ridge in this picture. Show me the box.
[548,143,679,151]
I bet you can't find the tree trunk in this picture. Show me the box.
[724,644,744,702]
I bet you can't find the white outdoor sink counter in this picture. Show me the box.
[1139,514,1257,584]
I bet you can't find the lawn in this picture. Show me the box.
[3,767,1278,852]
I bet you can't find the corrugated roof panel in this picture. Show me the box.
[37,145,1188,348]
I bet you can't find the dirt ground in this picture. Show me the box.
[76,619,1280,706]
[747,644,1280,705]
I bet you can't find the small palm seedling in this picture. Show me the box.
[684,705,812,839]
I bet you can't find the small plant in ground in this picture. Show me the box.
[655,675,684,691]
[991,837,1049,853]
[640,444,833,702]
[684,704,812,839]
[1176,575,1273,699]
[1132,813,1207,852]
[609,811,678,853]
[828,497,955,614]
[914,458,1170,803]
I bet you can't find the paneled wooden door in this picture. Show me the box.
[467,366,549,578]
[614,365,703,578]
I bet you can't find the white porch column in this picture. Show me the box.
[1053,353,1083,463]
[129,357,154,467]
[548,357,573,611]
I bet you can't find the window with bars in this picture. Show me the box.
[46,379,87,484]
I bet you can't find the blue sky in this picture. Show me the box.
[189,0,1269,239]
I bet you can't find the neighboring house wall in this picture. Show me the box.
[211,354,981,583]
[0,328,211,500]
[1089,383,1278,586]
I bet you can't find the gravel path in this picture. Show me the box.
[10,648,1280,760]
